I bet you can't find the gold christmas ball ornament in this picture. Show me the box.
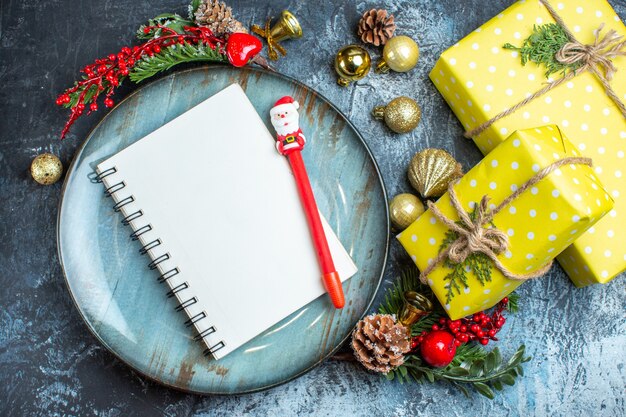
[335,45,372,87]
[30,153,63,185]
[408,149,463,199]
[372,96,421,133]
[389,193,425,231]
[376,35,419,73]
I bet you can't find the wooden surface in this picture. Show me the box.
[1,0,624,415]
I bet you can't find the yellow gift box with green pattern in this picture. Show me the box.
[397,126,613,319]
[429,0,626,286]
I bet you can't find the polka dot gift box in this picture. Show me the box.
[429,0,626,286]
[397,126,613,320]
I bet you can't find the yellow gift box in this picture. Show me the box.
[397,126,613,319]
[429,0,626,286]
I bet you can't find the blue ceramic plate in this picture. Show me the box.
[58,66,388,394]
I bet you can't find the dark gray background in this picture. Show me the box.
[1,0,624,416]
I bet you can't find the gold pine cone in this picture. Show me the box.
[408,149,463,199]
[194,0,248,36]
[351,314,411,374]
[357,8,396,46]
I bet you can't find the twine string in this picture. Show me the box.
[418,156,593,284]
[464,0,626,139]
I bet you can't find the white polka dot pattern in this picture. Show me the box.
[428,0,626,287]
[397,126,613,319]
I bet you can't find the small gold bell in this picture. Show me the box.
[335,45,372,87]
[398,291,433,328]
[252,10,302,61]
[269,10,302,43]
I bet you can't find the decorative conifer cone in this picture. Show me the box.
[351,314,411,373]
[194,0,248,37]
[357,9,396,46]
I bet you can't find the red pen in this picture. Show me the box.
[269,96,345,309]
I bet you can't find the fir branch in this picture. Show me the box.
[129,42,227,83]
[188,0,202,19]
[503,23,580,78]
[65,83,103,109]
[379,266,426,316]
[437,207,497,303]
[507,292,520,313]
[137,13,195,40]
[377,264,528,397]
[388,345,531,398]
[467,252,492,286]
[443,259,469,304]
[451,343,489,367]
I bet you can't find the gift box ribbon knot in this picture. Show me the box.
[465,0,626,139]
[419,156,593,285]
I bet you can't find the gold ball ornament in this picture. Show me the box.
[375,35,419,73]
[30,153,63,185]
[335,45,372,86]
[408,149,463,199]
[372,96,421,133]
[389,193,425,231]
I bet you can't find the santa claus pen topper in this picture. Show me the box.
[269,96,345,309]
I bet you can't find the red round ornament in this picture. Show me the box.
[420,330,457,368]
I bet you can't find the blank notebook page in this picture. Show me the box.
[96,84,357,359]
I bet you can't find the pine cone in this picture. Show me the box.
[351,314,411,374]
[194,0,248,37]
[357,9,396,46]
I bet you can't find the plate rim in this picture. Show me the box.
[56,64,389,395]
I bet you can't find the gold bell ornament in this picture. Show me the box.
[252,10,303,60]
[398,291,433,327]
[389,193,425,231]
[334,45,372,86]
[375,35,419,73]
[30,153,63,185]
[372,96,421,133]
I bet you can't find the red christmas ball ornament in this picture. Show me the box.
[420,330,457,367]
[226,32,262,67]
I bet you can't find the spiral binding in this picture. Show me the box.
[94,167,225,357]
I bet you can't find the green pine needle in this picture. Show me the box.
[507,291,520,313]
[188,0,202,20]
[136,13,194,40]
[129,42,227,83]
[389,345,531,399]
[438,207,496,304]
[503,23,580,78]
[378,265,529,398]
[378,266,426,317]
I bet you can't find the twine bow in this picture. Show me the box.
[251,19,286,61]
[419,156,593,285]
[556,24,626,81]
[465,0,626,139]
[439,195,509,266]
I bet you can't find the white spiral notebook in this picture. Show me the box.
[95,84,357,359]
